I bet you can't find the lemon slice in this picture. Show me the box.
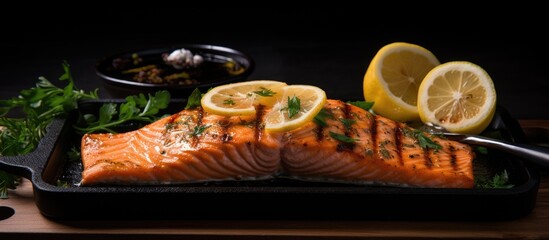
[201,80,287,116]
[417,61,497,135]
[363,42,440,122]
[264,85,327,132]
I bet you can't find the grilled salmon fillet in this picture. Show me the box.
[81,106,282,185]
[81,100,474,188]
[282,100,474,188]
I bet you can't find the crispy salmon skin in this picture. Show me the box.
[81,100,474,188]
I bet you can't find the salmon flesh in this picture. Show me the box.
[81,100,474,188]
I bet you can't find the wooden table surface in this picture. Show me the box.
[1,120,549,240]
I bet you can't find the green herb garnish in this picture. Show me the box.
[313,108,333,127]
[475,146,488,154]
[286,96,301,119]
[339,118,356,131]
[473,145,514,189]
[0,173,20,198]
[475,170,514,189]
[416,131,442,150]
[329,131,357,143]
[191,125,210,137]
[253,87,276,97]
[0,62,98,198]
[404,129,442,151]
[380,149,391,159]
[56,180,70,188]
[347,101,374,111]
[185,88,203,109]
[74,91,170,133]
[67,146,81,162]
[223,99,235,105]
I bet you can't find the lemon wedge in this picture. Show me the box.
[363,42,440,122]
[264,85,327,132]
[417,61,497,135]
[201,80,287,116]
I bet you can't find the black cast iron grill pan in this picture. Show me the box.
[0,100,540,220]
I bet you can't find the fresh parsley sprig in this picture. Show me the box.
[329,131,357,143]
[347,101,374,111]
[403,129,442,151]
[475,170,514,189]
[191,125,210,137]
[339,118,356,131]
[0,61,98,198]
[74,91,170,133]
[286,96,301,118]
[185,88,203,109]
[0,173,20,198]
[415,130,442,151]
[253,87,276,97]
[313,108,333,127]
[223,99,235,105]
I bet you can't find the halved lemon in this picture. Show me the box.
[417,61,497,135]
[363,42,440,122]
[201,80,287,116]
[264,85,327,132]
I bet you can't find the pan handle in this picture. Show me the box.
[0,118,66,180]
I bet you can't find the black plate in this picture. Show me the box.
[0,100,540,220]
[96,44,254,98]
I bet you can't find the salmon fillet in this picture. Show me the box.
[81,106,282,185]
[282,100,474,188]
[81,100,475,188]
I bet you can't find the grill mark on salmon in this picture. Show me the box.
[281,100,474,188]
[449,145,458,171]
[81,99,475,188]
[254,104,264,144]
[375,115,398,163]
[336,103,355,152]
[315,124,323,142]
[395,127,404,166]
[370,113,378,160]
[190,107,204,148]
[81,106,282,185]
[424,148,433,168]
[218,118,232,143]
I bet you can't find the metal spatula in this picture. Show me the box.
[420,122,549,168]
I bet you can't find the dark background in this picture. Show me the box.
[2,7,548,119]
